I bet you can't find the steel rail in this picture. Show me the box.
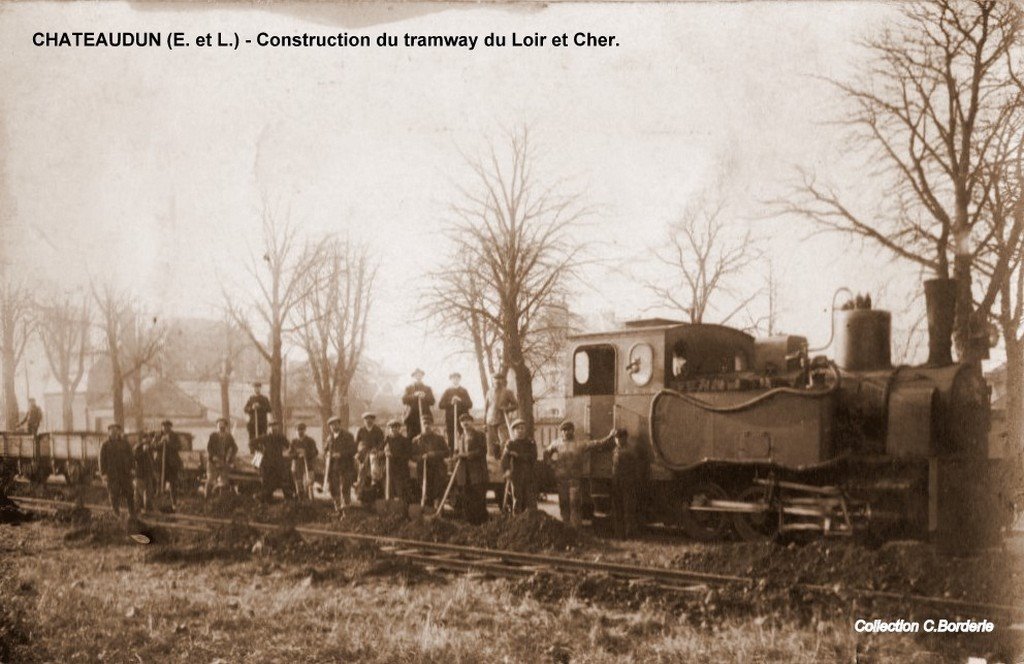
[10,495,1024,618]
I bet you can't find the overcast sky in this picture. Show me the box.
[2,1,937,403]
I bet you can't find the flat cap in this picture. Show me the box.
[510,418,527,429]
[458,413,474,422]
[559,421,575,431]
[161,420,173,427]
[449,372,461,379]
[361,412,376,419]
[297,422,307,429]
[216,417,229,426]
[386,419,402,427]
[252,381,262,387]
[107,423,122,431]
[411,368,425,377]
[327,416,342,425]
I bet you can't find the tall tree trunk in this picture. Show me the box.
[2,344,18,430]
[128,371,144,433]
[62,387,74,430]
[270,336,283,424]
[470,312,490,397]
[219,376,231,422]
[111,361,125,428]
[1005,331,1024,468]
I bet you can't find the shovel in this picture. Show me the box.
[374,451,407,517]
[431,457,462,518]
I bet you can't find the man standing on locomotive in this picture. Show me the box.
[251,416,293,502]
[289,423,318,501]
[155,419,183,511]
[132,430,157,512]
[205,418,238,498]
[412,417,449,509]
[324,415,357,509]
[453,413,488,524]
[438,372,472,447]
[243,381,271,448]
[485,373,518,459]
[503,418,538,513]
[100,423,136,518]
[401,368,435,441]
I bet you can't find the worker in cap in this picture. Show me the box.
[588,427,649,539]
[100,421,135,518]
[244,381,271,443]
[205,416,238,499]
[251,413,293,502]
[289,422,319,501]
[401,368,435,441]
[485,373,518,459]
[412,415,449,509]
[502,417,538,513]
[453,410,488,524]
[438,371,473,447]
[354,411,384,504]
[543,419,593,527]
[383,418,413,504]
[324,415,356,509]
[155,419,183,510]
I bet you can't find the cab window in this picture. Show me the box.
[573,345,615,396]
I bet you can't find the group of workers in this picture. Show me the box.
[95,368,647,538]
[98,419,188,517]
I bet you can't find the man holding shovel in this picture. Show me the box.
[289,423,318,502]
[438,372,472,447]
[100,423,136,518]
[324,416,357,509]
[485,374,518,459]
[413,417,449,510]
[502,418,538,513]
[155,420,183,512]
[382,419,413,505]
[401,369,435,441]
[451,413,488,524]
[244,381,271,448]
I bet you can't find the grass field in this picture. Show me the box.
[1,511,1017,663]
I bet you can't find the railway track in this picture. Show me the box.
[11,495,1024,619]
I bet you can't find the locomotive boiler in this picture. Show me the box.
[566,280,995,549]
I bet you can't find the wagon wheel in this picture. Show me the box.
[679,482,730,542]
[732,485,777,542]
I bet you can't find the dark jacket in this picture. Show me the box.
[100,437,134,481]
[252,433,288,472]
[244,394,271,435]
[325,429,357,476]
[401,382,436,431]
[413,431,449,475]
[502,437,538,475]
[591,436,650,487]
[207,432,238,464]
[289,435,318,473]
[438,387,473,423]
[356,425,384,453]
[155,431,183,472]
[453,429,488,486]
[133,442,155,479]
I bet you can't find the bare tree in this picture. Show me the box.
[291,236,377,430]
[744,258,783,336]
[91,283,129,427]
[224,202,326,423]
[424,252,503,393]
[426,128,588,433]
[773,0,1022,363]
[215,313,247,422]
[646,192,762,327]
[122,307,166,433]
[0,275,33,429]
[36,291,91,430]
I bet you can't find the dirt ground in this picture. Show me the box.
[1,496,1022,663]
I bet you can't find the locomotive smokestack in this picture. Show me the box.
[924,278,955,366]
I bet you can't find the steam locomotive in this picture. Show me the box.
[567,280,996,548]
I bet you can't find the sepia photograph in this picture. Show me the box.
[0,1,1022,662]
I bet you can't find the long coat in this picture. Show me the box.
[244,394,272,439]
[453,429,488,486]
[401,382,436,439]
[100,437,134,482]
[438,386,473,444]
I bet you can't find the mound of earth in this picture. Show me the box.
[0,494,32,525]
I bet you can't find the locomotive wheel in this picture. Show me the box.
[679,482,730,542]
[732,485,776,541]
